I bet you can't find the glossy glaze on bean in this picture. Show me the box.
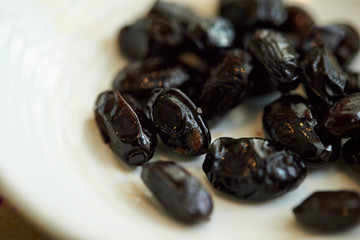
[302,37,348,109]
[141,161,213,223]
[94,91,157,166]
[322,92,360,138]
[248,29,301,92]
[263,95,340,168]
[112,58,194,100]
[148,88,210,155]
[293,191,360,231]
[203,137,306,201]
[197,49,253,120]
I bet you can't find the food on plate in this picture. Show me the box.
[93,0,360,228]
[94,90,157,166]
[202,137,306,201]
[141,161,213,223]
[293,191,360,231]
[148,88,211,155]
[263,95,340,168]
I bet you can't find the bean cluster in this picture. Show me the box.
[94,0,360,232]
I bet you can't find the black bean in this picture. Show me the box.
[203,137,306,201]
[248,29,301,92]
[322,92,360,138]
[263,95,340,168]
[141,161,213,223]
[197,49,253,120]
[293,191,360,232]
[148,88,210,155]
[302,34,349,109]
[94,91,157,166]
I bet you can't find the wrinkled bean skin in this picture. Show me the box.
[118,16,183,61]
[319,24,360,66]
[220,0,287,31]
[302,39,348,109]
[263,95,340,168]
[293,191,360,232]
[148,88,210,155]
[202,137,306,201]
[141,161,213,223]
[322,92,360,138]
[94,91,157,166]
[112,58,195,100]
[197,49,253,120]
[249,29,301,92]
[343,138,360,173]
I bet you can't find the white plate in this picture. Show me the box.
[1,0,360,239]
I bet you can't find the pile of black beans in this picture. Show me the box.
[94,0,360,232]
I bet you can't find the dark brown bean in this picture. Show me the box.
[322,92,360,138]
[148,88,210,155]
[112,58,194,100]
[197,49,253,120]
[118,16,183,61]
[141,161,213,223]
[263,95,340,168]
[248,29,301,92]
[293,191,360,232]
[94,91,157,166]
[203,137,307,201]
[302,36,349,109]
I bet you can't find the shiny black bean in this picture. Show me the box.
[263,95,340,168]
[248,29,301,92]
[112,58,194,100]
[94,91,157,166]
[148,88,210,155]
[322,92,360,138]
[141,161,213,223]
[203,137,306,201]
[302,34,349,110]
[197,49,253,120]
[293,191,360,232]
